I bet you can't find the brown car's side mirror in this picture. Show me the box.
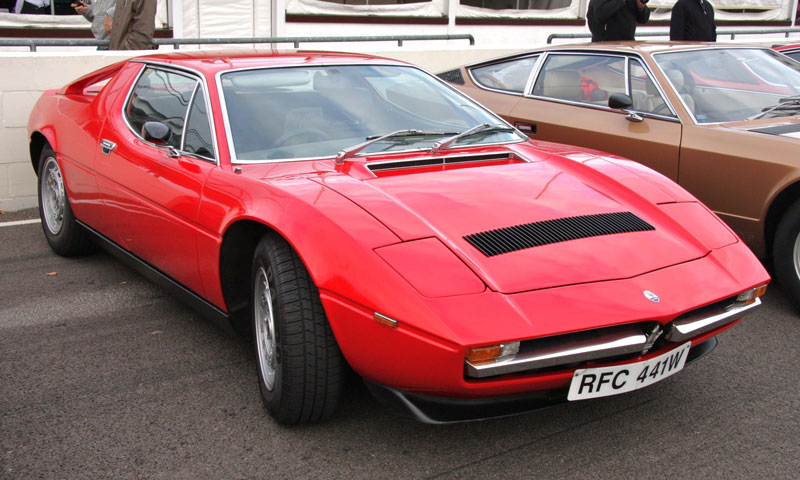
[608,93,633,109]
[608,93,643,123]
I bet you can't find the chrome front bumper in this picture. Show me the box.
[466,296,761,379]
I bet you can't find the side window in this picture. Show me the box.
[786,51,800,63]
[470,56,539,93]
[183,85,215,160]
[532,54,625,105]
[125,67,197,149]
[629,59,672,116]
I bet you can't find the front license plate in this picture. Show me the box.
[567,342,691,401]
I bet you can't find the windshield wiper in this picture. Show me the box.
[748,95,800,120]
[335,129,458,163]
[430,123,516,154]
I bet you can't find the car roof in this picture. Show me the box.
[465,42,775,69]
[539,41,768,54]
[130,49,410,75]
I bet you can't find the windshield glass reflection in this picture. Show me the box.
[220,65,523,162]
[654,48,800,123]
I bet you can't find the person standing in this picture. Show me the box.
[587,0,650,42]
[108,0,156,50]
[19,0,50,14]
[72,0,116,49]
[670,0,716,42]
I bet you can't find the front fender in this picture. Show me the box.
[200,170,468,342]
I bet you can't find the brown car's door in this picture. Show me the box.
[506,53,683,182]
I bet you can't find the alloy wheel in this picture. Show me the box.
[41,156,65,235]
[254,266,277,391]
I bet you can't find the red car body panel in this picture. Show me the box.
[27,51,769,413]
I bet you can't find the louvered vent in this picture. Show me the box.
[464,212,655,257]
[368,152,516,173]
[437,69,465,85]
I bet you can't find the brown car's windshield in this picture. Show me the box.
[653,48,800,123]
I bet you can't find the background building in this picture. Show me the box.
[1,0,797,47]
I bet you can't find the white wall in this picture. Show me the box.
[0,52,137,211]
[0,47,521,212]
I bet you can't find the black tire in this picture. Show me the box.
[251,232,346,424]
[36,145,94,256]
[773,200,800,313]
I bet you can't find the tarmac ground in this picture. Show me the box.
[1,208,798,479]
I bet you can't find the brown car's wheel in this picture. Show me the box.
[37,145,93,256]
[773,200,800,313]
[251,232,346,424]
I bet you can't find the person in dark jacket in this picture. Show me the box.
[588,0,650,42]
[108,0,156,50]
[670,0,716,41]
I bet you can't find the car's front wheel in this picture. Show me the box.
[251,232,346,424]
[773,200,800,313]
[37,145,93,256]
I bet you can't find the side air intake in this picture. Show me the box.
[464,212,655,257]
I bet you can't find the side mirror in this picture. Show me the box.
[608,93,633,109]
[141,121,180,157]
[142,121,171,144]
[608,93,643,123]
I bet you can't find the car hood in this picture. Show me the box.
[315,145,710,294]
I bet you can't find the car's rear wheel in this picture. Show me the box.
[251,232,346,424]
[37,145,93,256]
[773,200,800,313]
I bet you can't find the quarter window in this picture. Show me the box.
[629,59,671,116]
[125,67,198,149]
[183,85,215,159]
[471,55,539,93]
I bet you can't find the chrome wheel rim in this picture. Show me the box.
[793,231,800,281]
[254,266,277,391]
[41,156,65,235]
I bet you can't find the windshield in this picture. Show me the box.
[653,48,800,123]
[220,65,523,162]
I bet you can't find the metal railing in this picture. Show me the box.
[0,34,475,52]
[547,27,800,44]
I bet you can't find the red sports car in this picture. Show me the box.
[28,50,769,424]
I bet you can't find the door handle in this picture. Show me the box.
[514,122,536,135]
[100,139,117,155]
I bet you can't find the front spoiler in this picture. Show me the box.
[364,336,717,424]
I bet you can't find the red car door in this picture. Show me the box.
[95,65,217,297]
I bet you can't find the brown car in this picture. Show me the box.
[439,42,800,312]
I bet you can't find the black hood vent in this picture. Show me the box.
[748,123,800,135]
[464,212,655,257]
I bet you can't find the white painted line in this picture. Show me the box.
[0,218,41,228]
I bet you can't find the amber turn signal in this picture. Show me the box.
[466,345,503,365]
[466,342,520,365]
[373,312,398,329]
[736,284,768,305]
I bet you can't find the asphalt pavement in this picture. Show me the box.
[1,208,798,479]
